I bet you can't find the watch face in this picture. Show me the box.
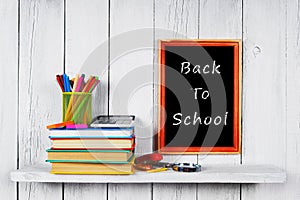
[172,163,201,172]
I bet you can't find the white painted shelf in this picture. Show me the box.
[10,164,286,184]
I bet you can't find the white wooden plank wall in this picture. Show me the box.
[242,0,287,199]
[0,0,18,200]
[18,0,64,200]
[1,0,299,199]
[286,0,300,199]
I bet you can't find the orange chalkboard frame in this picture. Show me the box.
[158,40,241,154]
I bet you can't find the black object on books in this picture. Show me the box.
[90,115,135,128]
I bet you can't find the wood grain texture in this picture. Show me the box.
[109,184,150,200]
[285,0,300,199]
[242,0,287,199]
[153,184,196,200]
[64,0,109,199]
[18,0,64,199]
[109,0,153,199]
[154,0,198,199]
[199,0,242,39]
[0,0,18,199]
[64,183,107,200]
[198,184,238,200]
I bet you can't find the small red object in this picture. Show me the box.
[134,164,153,171]
[135,153,163,164]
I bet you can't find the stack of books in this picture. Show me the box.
[46,118,135,174]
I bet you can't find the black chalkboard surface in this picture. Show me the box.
[158,40,241,154]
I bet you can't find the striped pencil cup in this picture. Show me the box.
[62,92,92,124]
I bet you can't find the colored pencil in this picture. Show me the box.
[90,80,100,92]
[70,80,74,91]
[83,77,96,92]
[63,74,67,92]
[81,79,86,91]
[82,76,93,92]
[56,75,64,92]
[65,74,79,119]
[73,74,79,92]
[67,76,71,92]
[59,75,64,88]
[75,76,83,92]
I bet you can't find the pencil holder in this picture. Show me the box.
[62,92,92,125]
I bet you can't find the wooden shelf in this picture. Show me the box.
[10,164,286,184]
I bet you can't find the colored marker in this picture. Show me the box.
[147,168,168,173]
[46,121,74,129]
[56,75,64,92]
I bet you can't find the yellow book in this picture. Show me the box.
[50,157,135,175]
[47,149,133,162]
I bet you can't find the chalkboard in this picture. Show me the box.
[158,40,241,154]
